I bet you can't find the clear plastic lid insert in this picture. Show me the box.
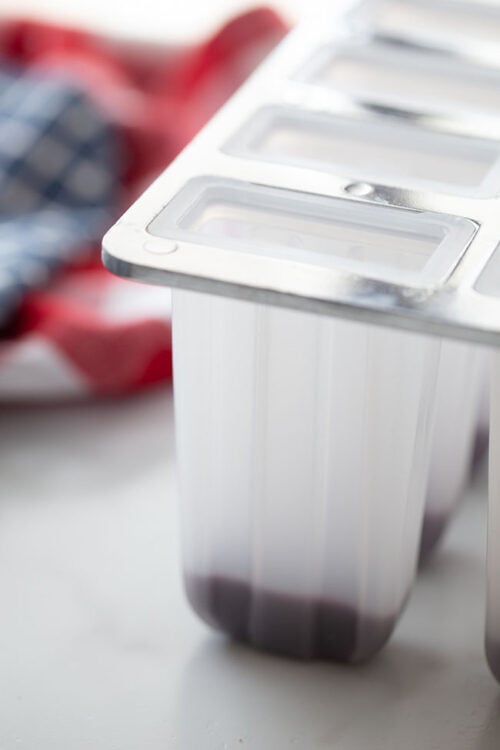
[354,0,500,53]
[225,107,500,198]
[297,41,500,118]
[148,178,477,288]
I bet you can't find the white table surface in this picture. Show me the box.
[0,388,498,750]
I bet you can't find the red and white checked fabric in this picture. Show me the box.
[0,9,288,401]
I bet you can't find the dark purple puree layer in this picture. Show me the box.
[471,428,489,475]
[419,511,451,564]
[420,427,489,564]
[486,638,500,684]
[185,574,398,662]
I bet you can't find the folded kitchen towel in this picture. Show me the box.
[0,66,118,323]
[0,9,288,401]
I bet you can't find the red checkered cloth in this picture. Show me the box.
[0,9,288,401]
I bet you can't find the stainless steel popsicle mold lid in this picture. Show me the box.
[103,2,500,348]
[102,0,500,680]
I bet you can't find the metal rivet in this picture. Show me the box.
[143,239,178,255]
[344,182,374,198]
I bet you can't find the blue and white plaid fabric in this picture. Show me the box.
[0,66,119,324]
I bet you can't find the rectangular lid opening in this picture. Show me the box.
[148,178,478,287]
[225,107,500,197]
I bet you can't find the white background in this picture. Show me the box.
[0,0,323,42]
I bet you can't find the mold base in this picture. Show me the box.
[185,574,398,663]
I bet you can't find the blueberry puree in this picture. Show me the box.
[185,574,398,662]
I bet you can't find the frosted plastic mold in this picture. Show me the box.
[102,2,500,678]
